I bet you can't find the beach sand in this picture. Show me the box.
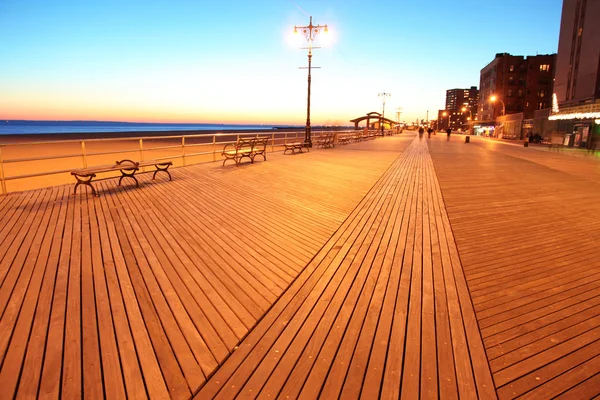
[0,129,309,193]
[0,128,352,194]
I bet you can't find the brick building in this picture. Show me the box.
[439,86,479,130]
[479,53,556,122]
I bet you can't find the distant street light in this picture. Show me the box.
[462,106,473,133]
[489,95,506,117]
[442,111,451,130]
[294,16,328,147]
[378,91,391,135]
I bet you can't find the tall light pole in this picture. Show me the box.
[462,106,473,133]
[395,107,403,123]
[378,91,391,135]
[442,111,451,130]
[395,107,403,132]
[489,95,505,117]
[294,16,328,147]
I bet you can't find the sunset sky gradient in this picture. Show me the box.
[1,0,563,125]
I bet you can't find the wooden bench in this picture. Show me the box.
[71,159,172,196]
[314,133,336,148]
[222,136,269,166]
[283,140,310,155]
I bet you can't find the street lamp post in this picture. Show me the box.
[462,106,473,133]
[489,95,505,117]
[442,111,451,130]
[294,16,328,147]
[378,91,391,135]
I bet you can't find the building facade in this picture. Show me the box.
[550,0,600,148]
[441,86,479,130]
[479,53,556,122]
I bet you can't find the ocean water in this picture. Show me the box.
[0,120,300,135]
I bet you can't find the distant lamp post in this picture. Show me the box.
[378,91,391,135]
[462,106,473,133]
[442,111,450,130]
[489,95,506,117]
[294,16,328,147]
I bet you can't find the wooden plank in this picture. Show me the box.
[487,301,600,361]
[80,187,104,399]
[359,151,417,399]
[423,147,460,399]
[345,150,417,399]
[490,313,600,373]
[123,180,254,341]
[0,187,61,398]
[0,189,44,294]
[496,339,600,399]
[401,148,424,399]
[97,188,168,399]
[428,135,600,397]
[38,191,76,399]
[195,141,409,399]
[15,187,68,399]
[114,183,227,370]
[107,192,197,398]
[87,196,127,398]
[234,149,408,398]
[299,153,411,399]
[380,150,418,400]
[131,177,272,320]
[62,187,83,399]
[0,187,55,368]
[554,371,600,399]
[420,148,438,400]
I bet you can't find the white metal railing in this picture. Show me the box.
[0,130,355,195]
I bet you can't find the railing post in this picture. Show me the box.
[81,141,87,168]
[0,147,6,195]
[182,136,186,166]
[213,135,217,162]
[271,133,275,153]
[139,138,145,171]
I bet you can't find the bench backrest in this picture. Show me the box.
[235,137,256,152]
[253,136,268,152]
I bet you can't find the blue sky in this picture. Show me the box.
[0,0,563,125]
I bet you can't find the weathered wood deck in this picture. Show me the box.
[0,134,599,399]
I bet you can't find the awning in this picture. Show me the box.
[549,103,600,120]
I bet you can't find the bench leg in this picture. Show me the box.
[119,169,139,187]
[152,163,172,181]
[73,174,97,196]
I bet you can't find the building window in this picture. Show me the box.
[518,89,523,97]
[538,102,545,109]
[540,64,550,72]
[508,89,513,96]
[509,65,515,72]
[539,89,546,97]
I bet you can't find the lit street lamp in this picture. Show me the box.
[462,106,473,133]
[378,91,391,135]
[442,111,451,130]
[489,95,506,117]
[294,16,328,147]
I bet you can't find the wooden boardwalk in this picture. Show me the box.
[1,133,600,399]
